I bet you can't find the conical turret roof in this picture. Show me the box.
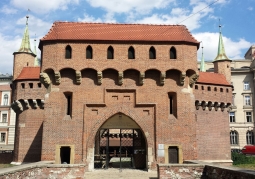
[214,25,230,61]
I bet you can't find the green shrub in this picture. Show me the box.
[232,152,255,165]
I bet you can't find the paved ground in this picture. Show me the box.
[84,169,158,179]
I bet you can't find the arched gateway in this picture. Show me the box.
[94,113,147,170]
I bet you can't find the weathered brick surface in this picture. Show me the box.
[12,35,232,169]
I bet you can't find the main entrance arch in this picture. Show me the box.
[94,113,147,170]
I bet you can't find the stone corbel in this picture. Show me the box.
[189,74,199,87]
[220,102,225,112]
[180,72,186,86]
[55,71,61,85]
[118,71,123,85]
[24,100,29,109]
[195,100,201,110]
[33,100,38,108]
[76,71,81,84]
[207,102,213,111]
[11,100,23,113]
[41,100,45,109]
[201,101,207,110]
[97,71,103,85]
[39,73,51,87]
[214,102,219,111]
[160,72,166,85]
[139,72,145,85]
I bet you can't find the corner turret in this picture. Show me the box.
[213,24,231,84]
[13,16,36,80]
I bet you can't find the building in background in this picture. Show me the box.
[0,73,16,151]
[199,45,255,151]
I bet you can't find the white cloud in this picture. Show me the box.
[86,0,176,14]
[0,5,17,14]
[194,32,252,61]
[78,14,102,22]
[11,0,79,13]
[248,7,253,11]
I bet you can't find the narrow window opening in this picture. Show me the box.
[38,83,41,88]
[128,46,135,59]
[214,87,217,91]
[3,94,8,105]
[149,46,156,59]
[220,88,223,92]
[207,86,211,91]
[170,47,177,59]
[29,83,33,88]
[64,92,72,116]
[27,62,29,66]
[60,146,71,164]
[0,133,6,143]
[201,86,204,90]
[107,46,114,59]
[21,83,25,89]
[226,88,229,93]
[168,92,177,118]
[65,45,72,59]
[86,45,93,59]
[195,85,198,90]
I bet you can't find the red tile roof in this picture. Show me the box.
[16,67,40,80]
[40,22,199,47]
[197,72,231,86]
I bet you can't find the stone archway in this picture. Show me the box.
[93,113,147,170]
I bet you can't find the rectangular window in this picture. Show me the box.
[168,92,177,118]
[1,114,7,123]
[229,112,235,123]
[246,112,252,122]
[245,96,251,105]
[0,133,6,143]
[232,94,235,106]
[244,82,250,90]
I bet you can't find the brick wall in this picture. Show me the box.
[13,53,35,80]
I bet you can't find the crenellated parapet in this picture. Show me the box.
[195,100,231,112]
[11,99,45,113]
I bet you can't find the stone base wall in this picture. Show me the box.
[157,163,255,179]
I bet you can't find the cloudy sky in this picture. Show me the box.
[0,0,254,74]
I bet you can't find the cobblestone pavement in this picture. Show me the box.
[84,169,158,179]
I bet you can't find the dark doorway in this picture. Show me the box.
[60,146,71,164]
[168,146,178,163]
[94,129,146,170]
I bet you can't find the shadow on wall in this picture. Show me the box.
[23,124,43,163]
[0,152,13,164]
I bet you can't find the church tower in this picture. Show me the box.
[13,16,36,80]
[213,24,232,84]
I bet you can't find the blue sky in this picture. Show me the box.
[0,0,254,74]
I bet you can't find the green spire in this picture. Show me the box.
[33,38,40,66]
[214,25,230,61]
[17,16,34,54]
[200,45,205,72]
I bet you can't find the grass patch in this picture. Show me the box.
[234,164,255,170]
[232,152,255,165]
[0,164,14,168]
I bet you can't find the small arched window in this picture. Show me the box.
[201,86,204,90]
[246,131,254,144]
[226,88,229,93]
[195,85,198,90]
[149,46,156,59]
[86,45,93,59]
[214,87,217,91]
[107,46,114,59]
[3,94,8,105]
[128,46,135,59]
[220,88,223,92]
[207,86,211,91]
[65,45,72,59]
[230,131,238,145]
[170,47,177,59]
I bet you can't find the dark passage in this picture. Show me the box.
[60,146,71,164]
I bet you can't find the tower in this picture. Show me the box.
[213,24,231,84]
[13,16,36,80]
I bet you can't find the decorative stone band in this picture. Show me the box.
[11,99,45,113]
[195,100,231,112]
